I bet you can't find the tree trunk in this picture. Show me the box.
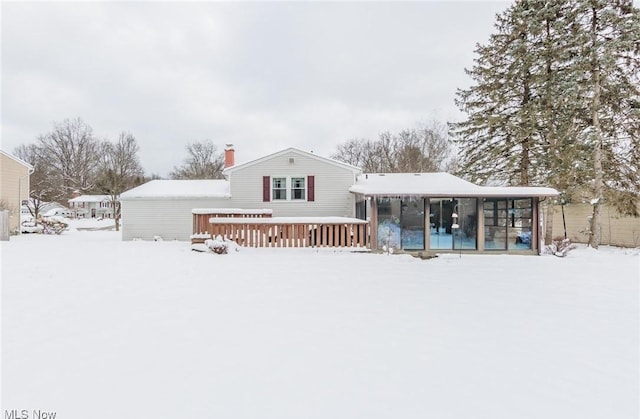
[588,5,603,249]
[544,204,554,245]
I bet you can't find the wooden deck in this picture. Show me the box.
[192,208,272,236]
[192,212,369,248]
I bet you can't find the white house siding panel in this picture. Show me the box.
[228,151,359,218]
[121,197,232,241]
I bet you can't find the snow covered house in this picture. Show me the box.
[120,147,559,253]
[68,194,115,219]
[120,148,361,241]
[222,147,361,217]
[1,149,34,234]
[120,180,231,240]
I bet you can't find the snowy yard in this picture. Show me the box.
[2,226,638,419]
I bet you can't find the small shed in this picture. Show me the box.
[120,179,231,241]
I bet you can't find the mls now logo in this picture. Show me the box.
[4,411,27,419]
[4,411,57,419]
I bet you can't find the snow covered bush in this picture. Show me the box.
[543,237,577,257]
[205,235,228,254]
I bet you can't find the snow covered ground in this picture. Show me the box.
[2,229,638,419]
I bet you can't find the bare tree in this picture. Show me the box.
[13,143,58,222]
[96,132,145,231]
[170,140,225,179]
[331,121,456,173]
[36,118,103,200]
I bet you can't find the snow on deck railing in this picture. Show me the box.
[190,233,212,238]
[207,216,367,224]
[192,208,273,215]
[202,216,370,248]
[192,208,273,237]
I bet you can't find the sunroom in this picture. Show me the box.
[350,173,559,254]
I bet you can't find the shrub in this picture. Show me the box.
[544,237,577,257]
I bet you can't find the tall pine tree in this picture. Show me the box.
[451,0,640,248]
[566,0,640,247]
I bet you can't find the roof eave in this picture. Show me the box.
[223,147,361,174]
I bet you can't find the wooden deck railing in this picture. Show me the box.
[202,217,370,248]
[192,208,272,236]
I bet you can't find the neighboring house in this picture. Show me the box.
[0,150,34,233]
[120,146,559,253]
[68,194,116,219]
[42,207,75,219]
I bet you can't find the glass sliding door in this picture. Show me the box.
[429,198,454,249]
[508,199,533,250]
[401,197,425,250]
[377,197,425,250]
[428,198,477,250]
[484,199,508,250]
[484,198,533,250]
[455,198,478,250]
[377,198,401,249]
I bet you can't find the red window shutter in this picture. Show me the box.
[308,175,315,202]
[263,176,270,202]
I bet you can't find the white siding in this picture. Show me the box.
[121,197,232,241]
[228,150,359,217]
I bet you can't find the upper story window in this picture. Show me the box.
[263,175,315,202]
[272,177,287,200]
[291,177,306,200]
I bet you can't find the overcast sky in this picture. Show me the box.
[2,1,508,177]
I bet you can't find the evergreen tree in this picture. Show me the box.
[566,0,640,247]
[451,0,640,248]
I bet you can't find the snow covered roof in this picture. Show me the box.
[350,173,559,197]
[475,186,560,198]
[68,194,112,203]
[120,179,231,200]
[42,207,70,217]
[222,147,361,174]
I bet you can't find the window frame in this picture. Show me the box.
[271,177,287,201]
[290,177,306,200]
[267,175,312,202]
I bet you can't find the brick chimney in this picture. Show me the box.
[224,144,235,168]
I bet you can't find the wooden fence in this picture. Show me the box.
[197,216,369,248]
